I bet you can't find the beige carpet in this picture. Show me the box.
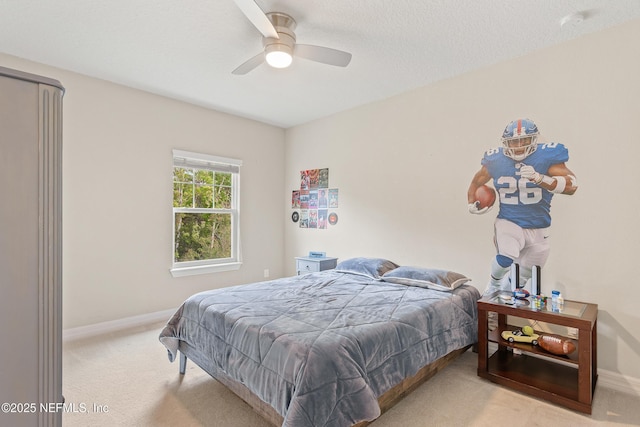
[62,321,640,427]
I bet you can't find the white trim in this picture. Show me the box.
[63,308,176,342]
[172,150,242,272]
[172,149,242,166]
[171,261,241,277]
[598,368,640,395]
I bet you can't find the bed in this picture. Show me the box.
[159,257,480,427]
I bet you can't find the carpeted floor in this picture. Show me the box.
[62,321,640,426]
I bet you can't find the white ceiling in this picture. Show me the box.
[1,1,639,128]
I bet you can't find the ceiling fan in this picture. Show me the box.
[232,0,352,75]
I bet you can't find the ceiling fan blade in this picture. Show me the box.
[232,52,265,75]
[233,0,279,39]
[295,44,352,67]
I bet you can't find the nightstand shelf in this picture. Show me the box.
[488,326,579,364]
[295,256,338,275]
[477,294,598,414]
[486,350,580,403]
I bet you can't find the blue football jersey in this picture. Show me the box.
[481,143,569,228]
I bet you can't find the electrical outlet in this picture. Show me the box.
[567,327,578,338]
[263,269,270,278]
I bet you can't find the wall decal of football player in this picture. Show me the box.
[467,118,578,295]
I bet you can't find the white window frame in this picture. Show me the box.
[170,149,242,277]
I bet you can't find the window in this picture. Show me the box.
[171,150,242,277]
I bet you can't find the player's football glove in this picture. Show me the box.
[519,165,542,184]
[468,202,490,215]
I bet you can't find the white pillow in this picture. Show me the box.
[381,266,470,292]
[334,257,399,279]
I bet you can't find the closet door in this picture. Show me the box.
[0,67,64,427]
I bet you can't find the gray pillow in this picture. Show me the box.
[334,257,399,279]
[381,266,470,292]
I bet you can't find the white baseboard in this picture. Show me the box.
[63,308,176,342]
[598,368,640,396]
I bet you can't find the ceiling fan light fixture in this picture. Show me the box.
[232,4,352,75]
[265,44,293,68]
[262,14,295,69]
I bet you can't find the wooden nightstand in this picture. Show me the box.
[295,256,338,275]
[477,293,598,414]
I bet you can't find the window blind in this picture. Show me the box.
[173,149,242,173]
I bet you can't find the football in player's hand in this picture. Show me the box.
[475,185,497,209]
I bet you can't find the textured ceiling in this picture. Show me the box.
[1,1,639,128]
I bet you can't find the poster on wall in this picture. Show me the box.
[309,169,319,189]
[300,170,310,190]
[328,189,339,208]
[299,210,309,228]
[309,190,318,209]
[309,210,318,228]
[318,209,328,229]
[318,189,328,208]
[292,190,300,208]
[318,168,329,188]
[292,168,338,229]
[299,190,309,209]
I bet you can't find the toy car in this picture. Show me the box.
[501,328,539,345]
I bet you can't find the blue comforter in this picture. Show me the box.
[159,271,479,426]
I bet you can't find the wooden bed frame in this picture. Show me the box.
[178,343,472,426]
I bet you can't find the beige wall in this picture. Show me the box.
[2,17,638,385]
[284,18,640,380]
[0,53,286,329]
